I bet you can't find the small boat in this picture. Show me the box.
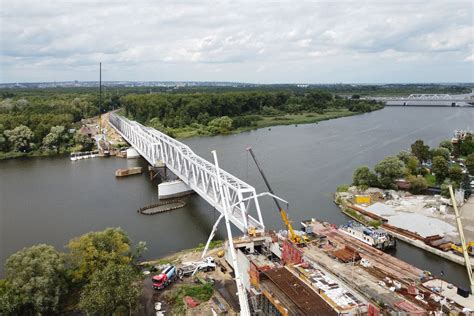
[339,221,396,250]
[115,167,143,177]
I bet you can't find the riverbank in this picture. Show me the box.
[167,107,382,139]
[0,147,78,160]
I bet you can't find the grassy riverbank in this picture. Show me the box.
[0,147,79,160]
[167,107,374,139]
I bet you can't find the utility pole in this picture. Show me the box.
[99,62,102,134]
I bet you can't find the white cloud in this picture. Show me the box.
[0,0,473,83]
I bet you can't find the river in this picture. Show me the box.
[1,107,473,288]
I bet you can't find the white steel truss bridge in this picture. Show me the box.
[109,113,265,234]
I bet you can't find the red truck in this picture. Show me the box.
[152,265,178,290]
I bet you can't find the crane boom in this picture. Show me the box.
[246,147,303,244]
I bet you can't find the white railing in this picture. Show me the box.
[109,113,264,233]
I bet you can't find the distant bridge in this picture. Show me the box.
[371,93,474,107]
[108,113,265,233]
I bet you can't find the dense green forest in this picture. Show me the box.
[0,89,121,159]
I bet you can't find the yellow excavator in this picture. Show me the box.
[247,147,308,245]
[451,242,474,256]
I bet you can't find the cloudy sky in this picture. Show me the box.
[0,0,473,83]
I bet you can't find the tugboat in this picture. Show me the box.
[339,221,396,250]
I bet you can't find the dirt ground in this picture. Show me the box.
[82,111,125,146]
[139,247,238,315]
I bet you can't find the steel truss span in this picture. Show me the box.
[109,113,264,233]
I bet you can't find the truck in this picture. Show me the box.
[152,265,179,290]
[180,256,216,277]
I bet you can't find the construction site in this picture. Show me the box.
[141,223,473,315]
[82,111,473,315]
[335,187,474,268]
[137,147,474,315]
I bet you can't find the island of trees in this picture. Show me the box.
[121,90,383,138]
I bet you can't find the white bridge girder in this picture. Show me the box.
[109,113,265,233]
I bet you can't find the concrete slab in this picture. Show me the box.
[366,202,396,216]
[388,213,456,238]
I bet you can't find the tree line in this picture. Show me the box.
[1,88,382,157]
[0,91,121,158]
[122,90,383,136]
[351,137,474,197]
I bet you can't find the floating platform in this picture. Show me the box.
[138,199,186,215]
[115,167,143,177]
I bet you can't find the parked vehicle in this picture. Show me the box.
[152,265,179,290]
[180,256,216,277]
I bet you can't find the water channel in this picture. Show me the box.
[1,107,473,288]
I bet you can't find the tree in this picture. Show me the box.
[432,156,449,184]
[74,133,95,151]
[448,165,464,184]
[42,125,67,153]
[406,156,420,175]
[407,175,428,194]
[353,166,378,187]
[430,147,450,161]
[0,280,23,315]
[397,151,411,164]
[374,156,404,189]
[79,263,141,315]
[207,116,233,135]
[0,123,6,151]
[411,140,430,162]
[4,125,34,152]
[460,137,474,156]
[439,140,454,153]
[5,244,67,314]
[466,153,474,175]
[67,228,132,282]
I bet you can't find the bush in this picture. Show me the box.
[353,166,378,187]
[466,153,474,175]
[337,184,350,192]
[407,175,428,194]
[207,116,233,135]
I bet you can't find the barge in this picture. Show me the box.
[339,221,396,250]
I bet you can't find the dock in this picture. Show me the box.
[115,167,143,177]
[335,190,474,269]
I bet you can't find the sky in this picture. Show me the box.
[0,0,473,84]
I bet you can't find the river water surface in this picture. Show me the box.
[1,107,473,287]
